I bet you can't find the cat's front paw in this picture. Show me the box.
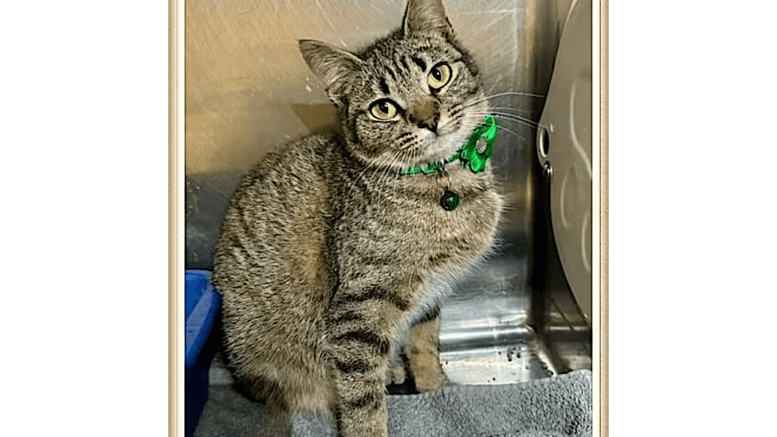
[384,354,406,386]
[413,370,450,392]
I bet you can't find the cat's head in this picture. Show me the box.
[299,0,488,170]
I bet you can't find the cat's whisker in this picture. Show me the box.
[492,112,545,129]
[375,150,408,189]
[381,154,402,178]
[372,156,396,189]
[489,124,527,142]
[346,162,378,196]
[346,153,396,198]
[481,90,547,100]
[469,110,546,130]
[464,91,546,110]
[486,106,534,114]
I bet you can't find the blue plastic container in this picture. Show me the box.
[185,270,222,437]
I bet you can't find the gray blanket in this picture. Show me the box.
[194,370,592,437]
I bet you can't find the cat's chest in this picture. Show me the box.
[406,177,500,253]
[343,168,502,268]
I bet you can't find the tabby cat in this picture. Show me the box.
[212,0,502,435]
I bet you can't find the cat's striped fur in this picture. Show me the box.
[212,0,502,435]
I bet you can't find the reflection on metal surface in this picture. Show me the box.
[442,339,557,384]
[439,257,558,384]
[441,257,531,350]
[536,0,593,319]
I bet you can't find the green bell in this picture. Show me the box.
[440,190,460,211]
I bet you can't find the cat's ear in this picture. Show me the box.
[402,0,453,36]
[299,40,363,108]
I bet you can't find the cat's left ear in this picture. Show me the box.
[299,40,363,108]
[402,0,454,37]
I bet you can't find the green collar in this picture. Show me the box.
[398,115,498,176]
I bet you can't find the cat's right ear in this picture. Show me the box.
[299,40,363,108]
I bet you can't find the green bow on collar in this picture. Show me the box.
[398,115,499,176]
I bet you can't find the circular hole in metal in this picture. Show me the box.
[538,126,550,157]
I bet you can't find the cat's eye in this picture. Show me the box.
[369,99,399,120]
[427,63,452,90]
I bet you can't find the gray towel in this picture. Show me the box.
[194,370,592,437]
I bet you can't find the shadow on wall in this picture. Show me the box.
[291,104,344,137]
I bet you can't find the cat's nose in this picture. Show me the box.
[408,99,440,134]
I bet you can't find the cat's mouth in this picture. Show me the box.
[421,132,467,163]
[413,119,480,166]
[390,108,489,170]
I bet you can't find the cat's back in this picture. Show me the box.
[213,133,341,301]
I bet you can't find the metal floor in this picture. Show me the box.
[440,251,591,387]
[440,255,557,385]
